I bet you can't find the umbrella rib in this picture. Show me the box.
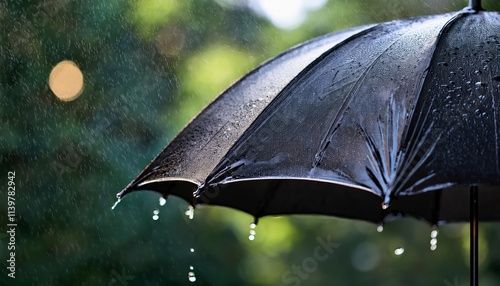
[394,124,443,193]
[360,124,389,190]
[492,90,500,174]
[431,188,443,225]
[202,26,378,177]
[356,23,453,197]
[488,68,500,174]
[255,180,282,218]
[313,26,415,168]
[402,11,467,152]
[118,26,380,198]
[397,12,469,193]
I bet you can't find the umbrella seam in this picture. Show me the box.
[117,25,376,198]
[398,10,471,196]
[203,25,379,187]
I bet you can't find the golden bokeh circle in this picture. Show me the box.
[49,60,84,101]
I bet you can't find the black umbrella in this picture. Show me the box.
[118,1,499,284]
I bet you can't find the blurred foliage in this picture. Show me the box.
[2,0,500,285]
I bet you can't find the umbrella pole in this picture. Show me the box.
[470,186,479,286]
[469,0,482,11]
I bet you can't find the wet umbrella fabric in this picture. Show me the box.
[119,4,500,286]
[121,8,500,225]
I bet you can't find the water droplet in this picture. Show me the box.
[377,225,384,233]
[431,230,438,238]
[429,228,438,250]
[153,209,160,220]
[249,222,256,240]
[185,205,194,220]
[159,197,167,206]
[111,198,121,210]
[475,81,487,87]
[190,266,194,270]
[394,247,404,256]
[190,248,195,253]
[188,271,196,282]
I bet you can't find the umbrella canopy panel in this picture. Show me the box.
[122,24,375,202]
[121,10,500,225]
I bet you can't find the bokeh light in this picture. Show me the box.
[48,60,84,101]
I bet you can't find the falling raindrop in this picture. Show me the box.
[431,229,438,238]
[394,247,405,256]
[377,224,384,233]
[188,269,196,282]
[111,198,121,210]
[430,228,438,251]
[185,205,195,220]
[152,209,160,220]
[190,248,195,253]
[249,222,256,240]
[159,197,167,206]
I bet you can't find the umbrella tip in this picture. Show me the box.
[111,195,122,210]
[468,0,483,11]
[111,185,134,210]
[382,195,391,210]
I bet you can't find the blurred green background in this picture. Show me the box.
[2,0,500,285]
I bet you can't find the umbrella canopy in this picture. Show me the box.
[118,2,499,285]
[120,5,500,226]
